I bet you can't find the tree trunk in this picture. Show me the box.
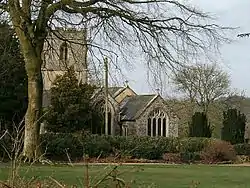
[7,0,46,162]
[23,55,43,162]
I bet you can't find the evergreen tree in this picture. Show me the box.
[0,22,27,132]
[45,67,99,133]
[189,112,212,137]
[221,108,246,144]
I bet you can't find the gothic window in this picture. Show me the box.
[147,118,151,136]
[59,41,68,62]
[152,118,156,136]
[157,118,161,136]
[163,118,166,137]
[92,100,112,135]
[123,126,128,137]
[147,108,169,137]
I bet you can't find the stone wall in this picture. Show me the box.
[128,96,178,137]
[42,28,88,90]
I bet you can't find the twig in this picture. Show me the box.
[93,165,118,187]
[49,176,65,188]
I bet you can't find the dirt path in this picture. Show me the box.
[65,162,250,167]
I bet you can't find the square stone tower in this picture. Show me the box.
[42,27,88,91]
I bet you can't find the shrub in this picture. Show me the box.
[201,139,236,164]
[162,153,181,163]
[39,134,229,162]
[119,137,164,160]
[40,134,182,161]
[0,134,12,161]
[179,137,209,153]
[80,134,112,157]
[189,112,212,138]
[222,108,246,144]
[44,68,99,133]
[180,152,201,163]
[234,143,250,156]
[41,133,112,161]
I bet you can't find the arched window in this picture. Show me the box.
[92,100,112,135]
[59,41,68,62]
[147,108,169,137]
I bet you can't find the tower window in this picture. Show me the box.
[59,41,68,62]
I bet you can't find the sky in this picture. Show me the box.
[119,0,250,97]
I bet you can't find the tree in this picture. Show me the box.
[0,0,229,160]
[45,67,96,133]
[172,63,230,113]
[0,22,27,133]
[189,112,212,138]
[221,108,246,144]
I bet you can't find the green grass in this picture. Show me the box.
[1,164,250,187]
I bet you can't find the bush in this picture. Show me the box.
[234,143,250,156]
[180,152,201,163]
[0,134,12,161]
[162,153,181,163]
[201,139,236,164]
[179,137,209,153]
[39,134,216,161]
[40,134,182,161]
[189,112,212,138]
[222,108,246,144]
[2,133,234,163]
[41,133,112,161]
[119,137,175,160]
[44,68,99,133]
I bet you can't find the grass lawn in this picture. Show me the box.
[1,164,250,187]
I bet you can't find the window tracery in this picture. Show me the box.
[147,108,168,137]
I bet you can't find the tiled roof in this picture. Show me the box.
[120,95,156,121]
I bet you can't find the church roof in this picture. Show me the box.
[120,95,156,121]
[108,87,124,97]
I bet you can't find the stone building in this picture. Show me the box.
[42,28,88,91]
[41,28,88,133]
[92,86,179,137]
[41,28,179,137]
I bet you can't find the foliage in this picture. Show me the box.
[221,108,246,144]
[44,67,99,133]
[1,0,231,159]
[172,63,230,112]
[179,137,210,153]
[0,22,27,132]
[162,153,181,163]
[41,133,112,161]
[39,134,211,161]
[189,112,212,138]
[201,139,236,163]
[1,132,238,164]
[180,152,201,163]
[234,143,250,156]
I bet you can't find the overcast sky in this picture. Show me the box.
[119,0,250,97]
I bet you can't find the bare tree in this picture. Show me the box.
[0,0,230,160]
[172,63,231,113]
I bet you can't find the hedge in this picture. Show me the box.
[40,133,210,161]
[234,143,250,156]
[1,133,232,162]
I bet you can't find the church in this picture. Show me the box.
[91,86,178,137]
[41,28,179,137]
